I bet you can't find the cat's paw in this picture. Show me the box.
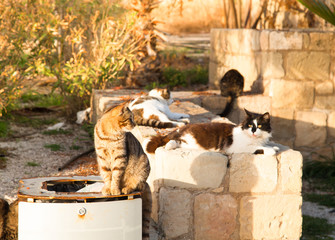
[165,140,178,150]
[263,147,277,156]
[121,186,134,195]
[176,122,186,127]
[179,118,190,124]
[102,185,112,195]
[110,187,121,196]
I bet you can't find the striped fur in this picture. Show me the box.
[129,88,190,129]
[0,199,18,240]
[94,103,151,239]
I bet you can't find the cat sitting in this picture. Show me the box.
[129,88,190,128]
[144,109,279,155]
[94,103,151,239]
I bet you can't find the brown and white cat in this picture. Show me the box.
[129,88,189,128]
[145,109,279,155]
[94,103,151,239]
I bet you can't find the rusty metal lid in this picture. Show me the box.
[18,176,141,202]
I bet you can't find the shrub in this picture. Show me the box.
[0,0,146,118]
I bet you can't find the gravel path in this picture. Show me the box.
[0,122,94,202]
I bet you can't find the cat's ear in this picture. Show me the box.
[262,112,270,121]
[120,102,130,115]
[244,108,252,117]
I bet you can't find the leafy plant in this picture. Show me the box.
[303,148,335,179]
[44,144,62,151]
[0,121,9,138]
[304,193,335,208]
[297,0,335,26]
[26,161,40,167]
[302,215,335,239]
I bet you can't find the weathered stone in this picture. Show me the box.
[269,31,303,50]
[259,52,285,80]
[295,111,327,147]
[208,61,226,89]
[286,51,330,81]
[328,111,335,138]
[271,108,295,141]
[220,54,259,92]
[240,195,302,239]
[307,32,334,50]
[159,188,192,239]
[315,95,335,110]
[236,95,272,121]
[229,153,277,193]
[194,193,238,240]
[270,79,314,109]
[278,150,303,193]
[315,81,334,95]
[222,29,260,54]
[260,30,270,50]
[155,148,228,189]
[201,95,228,115]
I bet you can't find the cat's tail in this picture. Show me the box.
[219,94,236,117]
[134,116,174,129]
[141,183,152,240]
[143,134,170,154]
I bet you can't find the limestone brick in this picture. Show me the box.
[295,111,327,147]
[221,54,259,92]
[278,149,303,193]
[307,32,334,50]
[194,193,238,240]
[271,108,295,141]
[201,95,228,115]
[236,95,272,119]
[260,30,270,50]
[240,195,302,239]
[223,29,260,54]
[286,51,330,81]
[315,81,334,95]
[155,148,228,189]
[209,61,226,89]
[270,79,314,109]
[159,188,192,239]
[259,52,285,80]
[229,153,277,193]
[269,31,303,50]
[315,96,335,110]
[328,111,335,138]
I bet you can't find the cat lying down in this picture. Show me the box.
[129,88,190,128]
[144,109,279,156]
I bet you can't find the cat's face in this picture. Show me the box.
[149,88,173,105]
[103,103,135,132]
[241,109,272,139]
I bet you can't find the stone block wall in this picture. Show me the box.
[148,147,302,240]
[209,29,335,159]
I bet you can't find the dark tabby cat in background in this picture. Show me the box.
[145,109,279,156]
[94,103,151,240]
[219,69,244,117]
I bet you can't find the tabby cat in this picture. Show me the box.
[94,103,151,239]
[145,109,278,155]
[219,69,244,117]
[129,88,189,128]
[0,198,18,240]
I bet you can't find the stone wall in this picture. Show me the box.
[91,90,303,240]
[209,29,335,160]
[148,147,302,240]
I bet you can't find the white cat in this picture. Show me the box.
[129,88,190,128]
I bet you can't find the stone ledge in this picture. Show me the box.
[154,148,228,189]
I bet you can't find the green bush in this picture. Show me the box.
[0,0,145,117]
